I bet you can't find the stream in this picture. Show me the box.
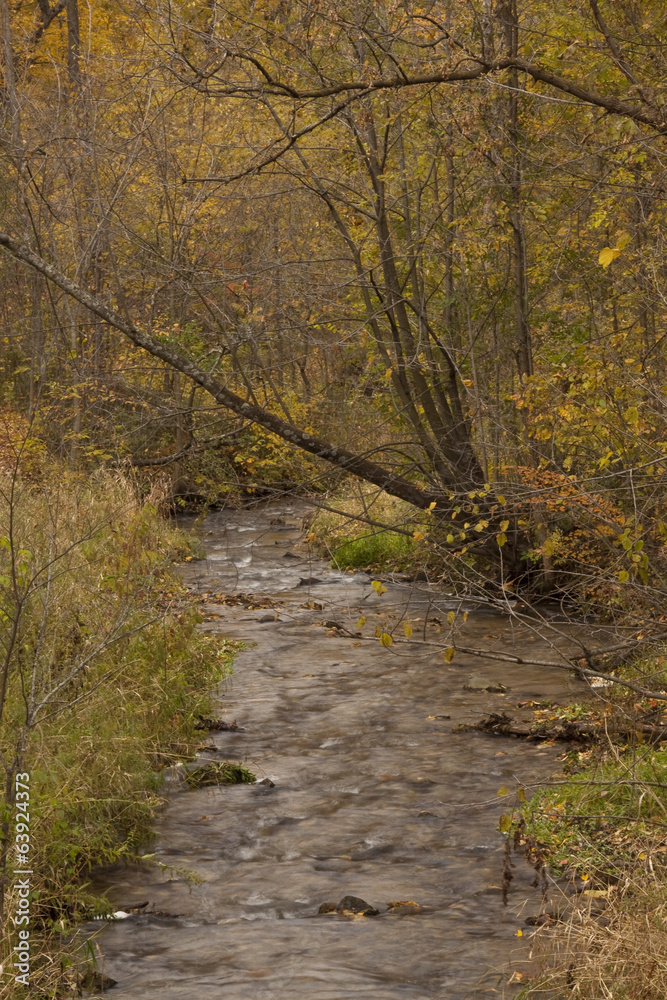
[91,501,592,998]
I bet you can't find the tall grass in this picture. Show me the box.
[0,466,233,995]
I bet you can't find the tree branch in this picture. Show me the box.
[192,56,667,134]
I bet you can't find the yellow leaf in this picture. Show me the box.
[385,367,393,380]
[375,625,382,637]
[500,520,510,532]
[428,501,436,511]
[403,622,413,638]
[413,530,425,542]
[462,611,469,622]
[497,786,509,796]
[447,611,455,625]
[599,246,621,267]
[517,787,526,803]
[515,929,523,937]
[380,632,393,647]
[617,570,629,583]
[356,616,366,627]
[443,646,455,663]
[446,533,454,543]
[371,580,387,595]
[498,813,512,833]
[497,495,506,505]
[496,532,507,547]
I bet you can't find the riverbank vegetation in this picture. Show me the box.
[2,0,667,995]
[498,653,667,997]
[510,737,667,998]
[0,445,234,995]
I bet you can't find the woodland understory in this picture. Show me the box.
[2,0,667,996]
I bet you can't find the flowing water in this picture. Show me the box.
[91,501,592,998]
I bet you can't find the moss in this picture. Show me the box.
[308,488,429,572]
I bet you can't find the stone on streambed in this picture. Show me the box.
[80,970,118,992]
[464,673,507,693]
[386,900,424,914]
[317,895,380,916]
[194,716,245,731]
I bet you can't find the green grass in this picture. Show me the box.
[521,746,667,876]
[331,530,413,569]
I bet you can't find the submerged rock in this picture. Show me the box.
[194,716,245,732]
[386,900,423,913]
[317,895,380,916]
[464,673,507,693]
[80,970,118,992]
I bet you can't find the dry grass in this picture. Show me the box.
[522,871,667,998]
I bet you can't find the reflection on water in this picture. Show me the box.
[91,502,588,998]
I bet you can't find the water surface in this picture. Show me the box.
[92,502,589,998]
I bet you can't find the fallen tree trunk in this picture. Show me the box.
[0,231,444,512]
[456,712,667,744]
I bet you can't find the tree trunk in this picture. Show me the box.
[65,0,81,89]
[501,0,533,380]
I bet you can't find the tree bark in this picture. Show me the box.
[65,0,81,89]
[0,0,21,156]
[500,0,533,380]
